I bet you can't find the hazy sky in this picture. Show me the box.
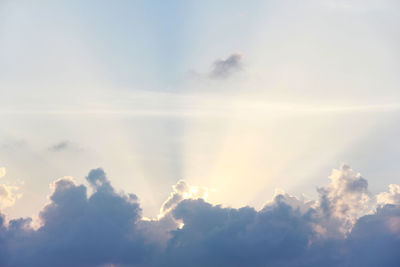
[2,1,400,266]
[1,0,400,220]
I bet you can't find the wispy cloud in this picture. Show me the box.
[48,141,71,152]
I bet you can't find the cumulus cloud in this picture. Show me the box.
[0,165,399,266]
[3,169,147,267]
[159,180,209,218]
[209,53,243,79]
[377,184,400,205]
[268,188,316,214]
[316,164,372,236]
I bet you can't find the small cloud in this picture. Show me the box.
[0,167,22,209]
[0,183,21,209]
[48,141,84,153]
[210,53,243,79]
[159,180,209,218]
[48,141,70,152]
[49,141,71,152]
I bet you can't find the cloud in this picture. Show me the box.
[0,168,21,210]
[165,198,313,267]
[0,165,399,266]
[159,180,209,218]
[377,184,400,205]
[48,140,84,153]
[48,141,71,152]
[210,53,243,79]
[187,53,244,81]
[346,204,400,265]
[315,164,372,236]
[0,184,20,209]
[4,169,148,267]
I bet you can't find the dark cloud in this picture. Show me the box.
[48,140,85,153]
[0,165,399,266]
[210,53,243,79]
[345,204,400,266]
[164,199,313,267]
[2,170,152,267]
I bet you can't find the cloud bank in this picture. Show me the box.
[0,165,399,266]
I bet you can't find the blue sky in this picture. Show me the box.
[0,1,400,265]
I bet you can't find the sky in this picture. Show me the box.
[0,1,400,266]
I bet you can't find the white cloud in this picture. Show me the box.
[316,165,372,235]
[377,184,400,205]
[159,180,209,218]
[0,184,21,209]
